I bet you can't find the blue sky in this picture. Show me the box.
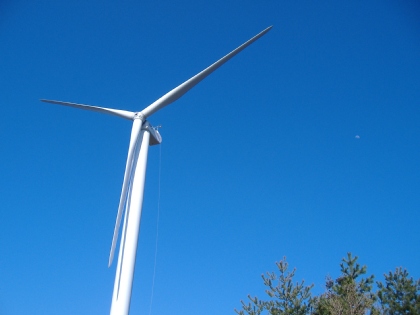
[1,1,419,314]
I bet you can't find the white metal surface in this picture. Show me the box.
[110,129,151,315]
[109,118,144,266]
[41,26,272,315]
[142,121,162,146]
[40,99,135,120]
[140,26,272,119]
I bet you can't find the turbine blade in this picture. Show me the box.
[108,119,142,267]
[140,26,272,118]
[40,99,136,120]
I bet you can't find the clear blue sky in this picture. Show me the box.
[1,1,419,314]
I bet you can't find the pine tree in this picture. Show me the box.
[377,267,420,314]
[314,253,378,315]
[235,257,314,315]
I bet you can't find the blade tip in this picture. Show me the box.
[40,99,55,104]
[264,25,273,32]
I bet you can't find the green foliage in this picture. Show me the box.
[316,281,376,315]
[235,253,420,315]
[235,257,314,315]
[377,267,420,315]
[314,253,377,315]
[337,252,375,294]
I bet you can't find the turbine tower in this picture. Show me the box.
[42,26,272,315]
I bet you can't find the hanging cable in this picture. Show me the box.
[148,142,162,315]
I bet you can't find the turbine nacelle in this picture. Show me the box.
[141,121,162,146]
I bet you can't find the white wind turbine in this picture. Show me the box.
[42,26,272,315]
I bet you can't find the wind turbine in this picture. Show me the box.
[42,25,272,315]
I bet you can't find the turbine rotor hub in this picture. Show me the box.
[134,112,145,121]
